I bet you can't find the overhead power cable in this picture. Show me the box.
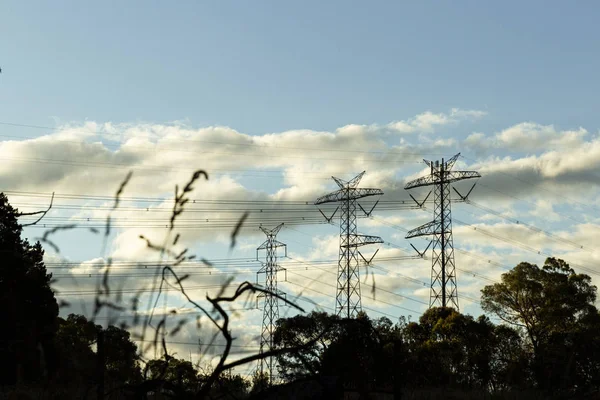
[463,199,593,253]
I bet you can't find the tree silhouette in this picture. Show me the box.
[274,311,342,381]
[52,314,141,396]
[481,257,600,394]
[0,193,59,385]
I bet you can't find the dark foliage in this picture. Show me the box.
[271,258,600,398]
[0,193,59,385]
[481,257,600,395]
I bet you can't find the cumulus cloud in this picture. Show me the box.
[388,108,487,134]
[465,122,590,153]
[463,135,600,207]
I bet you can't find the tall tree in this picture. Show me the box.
[0,193,58,384]
[103,325,141,385]
[53,314,141,391]
[481,257,599,392]
[320,312,397,393]
[146,356,199,389]
[401,307,529,392]
[275,311,400,394]
[481,258,597,351]
[53,314,99,385]
[274,311,342,381]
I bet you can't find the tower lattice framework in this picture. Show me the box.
[256,223,287,385]
[405,153,480,310]
[315,172,383,319]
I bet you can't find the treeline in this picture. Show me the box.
[270,258,600,399]
[3,311,259,399]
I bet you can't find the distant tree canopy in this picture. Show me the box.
[401,307,529,391]
[53,313,141,391]
[273,311,397,395]
[273,307,529,395]
[270,259,600,397]
[0,193,58,385]
[274,311,342,380]
[481,257,600,391]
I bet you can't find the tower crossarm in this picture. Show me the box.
[314,188,383,204]
[257,239,287,251]
[445,171,481,185]
[405,170,480,190]
[341,234,384,247]
[405,220,440,239]
[257,263,286,274]
[257,289,285,298]
[404,174,438,190]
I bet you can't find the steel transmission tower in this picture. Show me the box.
[256,223,287,385]
[405,153,480,310]
[315,172,383,319]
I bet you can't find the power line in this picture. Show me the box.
[451,217,600,279]
[285,269,423,315]
[285,279,405,319]
[45,256,409,268]
[285,256,429,306]
[131,339,260,350]
[7,190,429,209]
[474,181,588,227]
[464,199,593,253]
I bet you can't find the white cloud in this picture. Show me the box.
[464,122,590,153]
[388,108,487,134]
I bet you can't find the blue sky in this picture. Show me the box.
[3,1,600,371]
[3,1,600,134]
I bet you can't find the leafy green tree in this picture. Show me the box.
[401,307,528,392]
[275,311,401,393]
[274,311,342,380]
[53,314,99,385]
[210,373,250,399]
[481,257,599,392]
[0,193,59,385]
[402,307,472,388]
[250,371,269,395]
[487,324,530,391]
[104,325,141,385]
[146,356,199,388]
[320,312,398,393]
[481,258,597,352]
[53,314,142,391]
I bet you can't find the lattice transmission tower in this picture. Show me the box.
[256,223,287,385]
[405,153,480,310]
[315,172,383,319]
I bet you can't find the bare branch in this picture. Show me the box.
[19,192,55,227]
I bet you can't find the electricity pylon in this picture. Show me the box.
[315,172,383,319]
[405,153,480,310]
[256,223,286,385]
